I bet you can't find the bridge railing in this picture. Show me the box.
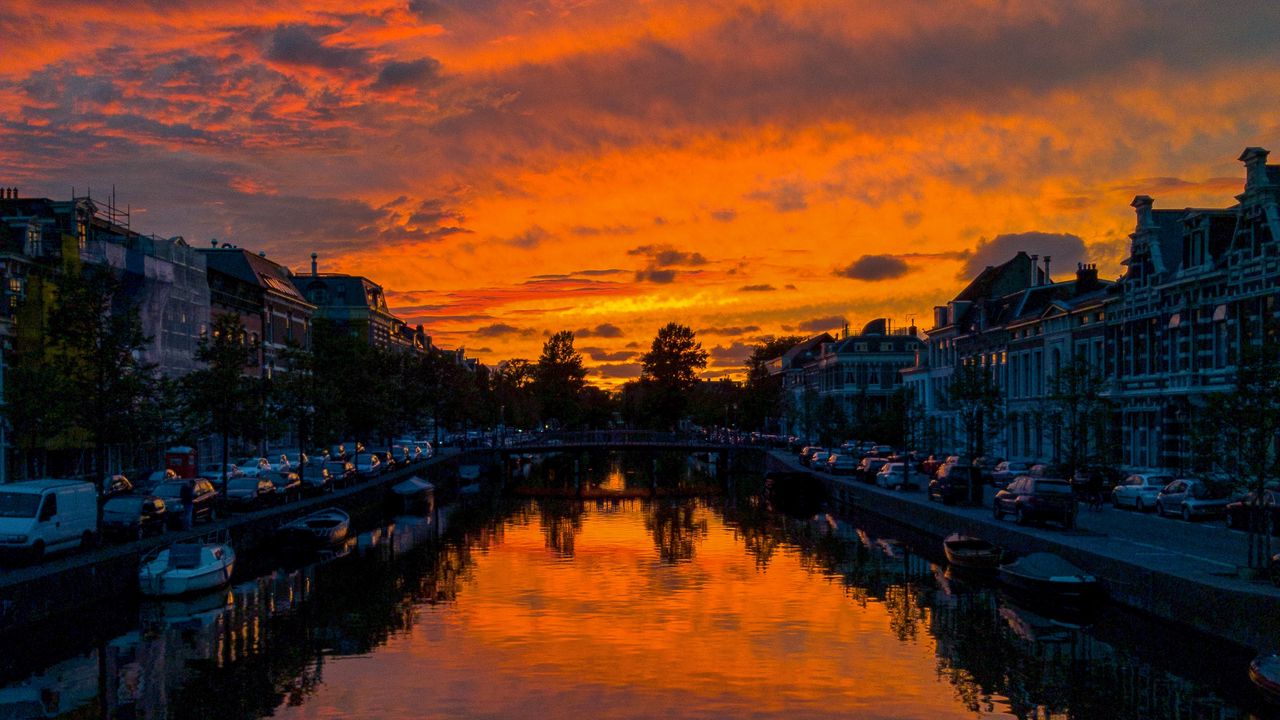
[505,430,722,448]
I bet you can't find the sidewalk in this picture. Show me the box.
[770,450,1280,650]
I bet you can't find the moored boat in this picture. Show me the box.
[278,508,351,550]
[1250,654,1280,704]
[139,543,236,597]
[943,533,1002,571]
[998,552,1102,604]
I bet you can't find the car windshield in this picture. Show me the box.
[0,492,41,518]
[1036,480,1073,494]
[154,483,184,498]
[228,478,259,491]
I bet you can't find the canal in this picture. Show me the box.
[0,452,1268,719]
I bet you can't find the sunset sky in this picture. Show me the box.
[2,1,1278,383]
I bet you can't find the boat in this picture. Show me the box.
[998,552,1102,604]
[1250,654,1280,703]
[943,533,1003,571]
[139,542,236,597]
[278,508,351,550]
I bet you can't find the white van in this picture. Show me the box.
[0,479,98,560]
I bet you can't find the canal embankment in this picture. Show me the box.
[767,451,1280,651]
[0,449,478,632]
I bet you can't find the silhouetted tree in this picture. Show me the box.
[184,313,260,492]
[1045,357,1112,476]
[640,323,708,429]
[741,335,803,432]
[534,331,587,428]
[943,361,1004,458]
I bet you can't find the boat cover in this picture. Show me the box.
[1006,552,1087,578]
[393,476,435,496]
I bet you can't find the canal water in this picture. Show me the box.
[0,455,1269,719]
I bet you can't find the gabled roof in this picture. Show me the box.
[294,273,390,312]
[954,252,1039,303]
[202,247,310,304]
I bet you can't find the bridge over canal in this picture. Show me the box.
[498,430,750,454]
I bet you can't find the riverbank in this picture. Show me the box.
[767,451,1280,652]
[0,450,469,631]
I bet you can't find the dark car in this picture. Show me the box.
[154,479,219,527]
[857,457,890,484]
[992,476,1077,528]
[101,495,167,541]
[1224,489,1278,532]
[223,476,276,512]
[371,449,398,472]
[928,462,981,505]
[100,475,134,501]
[300,465,333,494]
[260,470,303,504]
[325,460,356,488]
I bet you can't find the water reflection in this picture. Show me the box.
[0,480,1268,719]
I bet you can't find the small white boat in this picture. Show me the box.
[139,543,236,597]
[278,508,351,550]
[392,476,435,500]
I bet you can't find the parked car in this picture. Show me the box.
[827,453,859,476]
[809,450,832,471]
[339,440,364,459]
[972,456,1001,482]
[300,465,333,494]
[100,474,134,500]
[353,452,382,478]
[0,479,99,560]
[875,462,912,489]
[1156,478,1232,521]
[235,458,273,477]
[154,479,220,527]
[101,495,167,541]
[928,463,981,505]
[857,457,890,483]
[223,476,276,512]
[272,452,307,473]
[920,455,943,477]
[1225,489,1279,533]
[146,469,178,486]
[990,461,1031,486]
[869,445,894,458]
[992,476,1077,528]
[1111,472,1174,511]
[325,460,357,488]
[798,446,821,467]
[197,463,241,482]
[260,470,303,504]
[370,449,398,472]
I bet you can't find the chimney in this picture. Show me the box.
[1043,255,1052,284]
[1131,195,1156,232]
[210,239,218,247]
[311,252,318,276]
[258,251,266,258]
[1239,147,1271,190]
[1075,262,1099,294]
[1029,254,1039,287]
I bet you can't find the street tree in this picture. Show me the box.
[1198,329,1280,570]
[640,323,708,430]
[943,361,1004,458]
[741,335,803,432]
[47,265,158,486]
[184,313,260,492]
[535,331,587,428]
[1045,357,1113,477]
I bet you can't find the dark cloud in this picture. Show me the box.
[835,255,912,281]
[710,208,737,222]
[264,25,367,71]
[596,362,643,379]
[902,210,923,227]
[699,325,761,336]
[961,232,1088,279]
[784,284,797,290]
[625,341,642,349]
[710,342,753,364]
[574,268,626,276]
[372,58,443,90]
[745,179,807,212]
[798,315,846,333]
[570,224,637,236]
[738,284,776,292]
[474,323,535,338]
[504,225,550,249]
[635,268,677,283]
[628,244,708,267]
[575,323,624,338]
[582,347,636,362]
